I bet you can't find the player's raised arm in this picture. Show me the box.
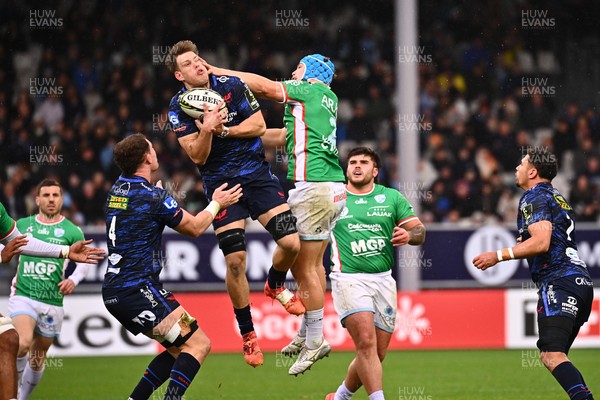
[0,235,27,264]
[217,110,266,139]
[174,183,242,237]
[201,59,284,103]
[472,219,552,271]
[1,228,105,264]
[261,128,286,148]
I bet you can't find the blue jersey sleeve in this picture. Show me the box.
[523,191,552,225]
[168,89,198,139]
[153,189,184,229]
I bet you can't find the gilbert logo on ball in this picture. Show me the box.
[179,88,228,120]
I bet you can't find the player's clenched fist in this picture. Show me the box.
[472,252,499,271]
[391,226,409,247]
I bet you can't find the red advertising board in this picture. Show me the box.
[2,288,596,357]
[173,290,506,352]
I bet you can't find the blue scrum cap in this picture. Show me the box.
[299,54,335,85]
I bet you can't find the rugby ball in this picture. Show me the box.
[178,88,228,119]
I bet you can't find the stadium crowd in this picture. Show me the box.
[1,0,599,227]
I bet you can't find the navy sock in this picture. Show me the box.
[164,352,201,400]
[552,362,593,400]
[579,373,595,399]
[234,305,255,335]
[130,351,176,400]
[267,266,288,289]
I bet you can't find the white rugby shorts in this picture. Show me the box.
[8,295,64,338]
[330,270,397,333]
[288,181,346,240]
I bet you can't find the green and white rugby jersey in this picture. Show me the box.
[330,184,417,274]
[0,202,17,241]
[280,80,345,183]
[11,215,84,306]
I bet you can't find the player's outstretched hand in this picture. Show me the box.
[1,235,28,263]
[472,252,498,271]
[198,57,222,75]
[212,183,243,209]
[68,240,106,264]
[391,226,409,247]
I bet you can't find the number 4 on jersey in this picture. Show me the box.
[109,216,117,246]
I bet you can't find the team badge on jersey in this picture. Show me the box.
[374,194,386,203]
[54,228,64,237]
[244,88,260,110]
[553,194,572,211]
[163,197,179,210]
[521,203,533,223]
[114,182,131,196]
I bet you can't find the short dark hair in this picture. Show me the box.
[113,133,149,175]
[37,179,62,195]
[347,147,381,169]
[167,40,199,74]
[527,147,558,181]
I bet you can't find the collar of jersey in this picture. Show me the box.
[34,214,65,226]
[528,181,552,192]
[346,185,376,197]
[119,174,150,184]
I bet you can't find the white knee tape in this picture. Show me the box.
[0,316,15,335]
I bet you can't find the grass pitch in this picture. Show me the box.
[33,349,599,399]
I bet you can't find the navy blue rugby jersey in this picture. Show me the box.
[103,175,184,289]
[168,74,267,186]
[517,182,590,285]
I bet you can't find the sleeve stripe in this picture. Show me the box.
[397,216,418,226]
[278,82,288,103]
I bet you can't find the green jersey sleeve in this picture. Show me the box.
[0,202,17,242]
[395,190,417,225]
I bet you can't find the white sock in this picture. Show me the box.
[305,308,324,349]
[19,364,44,400]
[334,381,355,399]
[298,314,307,338]
[16,356,28,386]
[368,390,385,400]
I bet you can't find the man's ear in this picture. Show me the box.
[373,167,379,179]
[174,71,184,82]
[528,167,538,179]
